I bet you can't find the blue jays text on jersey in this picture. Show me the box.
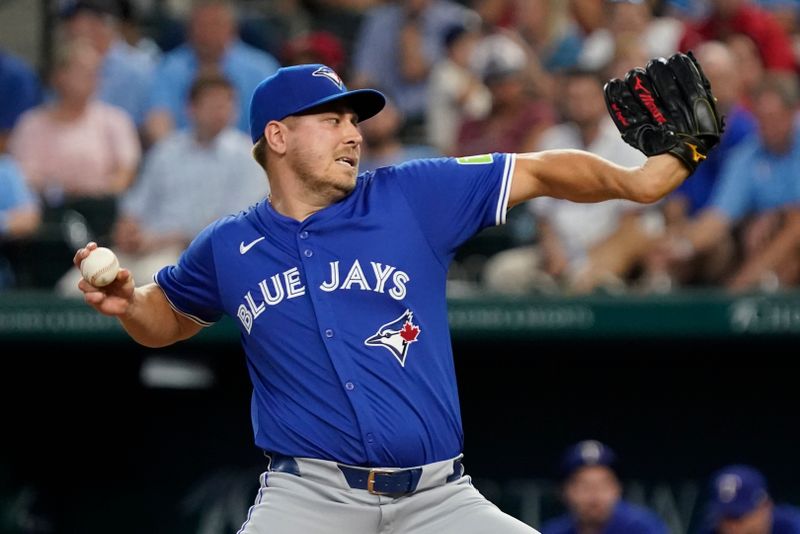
[236,258,411,334]
[155,153,516,468]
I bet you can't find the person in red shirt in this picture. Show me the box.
[679,0,795,72]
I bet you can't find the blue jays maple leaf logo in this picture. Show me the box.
[312,66,344,90]
[364,309,421,367]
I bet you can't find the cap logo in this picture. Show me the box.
[718,474,742,503]
[312,66,344,90]
[579,440,603,464]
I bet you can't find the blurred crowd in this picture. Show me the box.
[3,0,800,296]
[543,440,800,534]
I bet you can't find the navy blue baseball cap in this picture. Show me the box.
[248,64,386,143]
[59,0,121,19]
[560,440,618,478]
[708,465,769,521]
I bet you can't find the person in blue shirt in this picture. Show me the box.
[0,49,41,287]
[59,0,156,127]
[653,73,800,292]
[542,440,668,534]
[702,464,800,534]
[666,41,758,220]
[0,155,40,288]
[0,48,42,153]
[70,61,706,533]
[143,0,279,145]
[640,39,757,293]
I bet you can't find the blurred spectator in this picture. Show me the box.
[468,1,559,101]
[760,0,800,38]
[236,0,312,60]
[578,0,683,72]
[60,0,157,126]
[238,0,368,61]
[653,41,757,244]
[641,41,757,293]
[300,1,371,58]
[426,23,491,155]
[144,0,279,145]
[469,15,540,92]
[660,0,705,20]
[58,73,266,294]
[679,0,796,72]
[8,38,140,280]
[542,440,668,534]
[455,59,554,155]
[569,0,606,37]
[471,0,516,30]
[603,32,650,79]
[726,33,767,105]
[9,39,140,205]
[360,100,439,172]
[649,74,800,292]
[701,464,800,534]
[0,48,42,153]
[0,156,41,289]
[281,31,346,73]
[116,0,163,63]
[482,69,653,294]
[351,0,476,141]
[512,0,584,73]
[328,0,388,8]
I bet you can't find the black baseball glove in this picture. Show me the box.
[603,51,724,172]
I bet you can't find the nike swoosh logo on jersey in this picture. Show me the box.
[239,237,265,255]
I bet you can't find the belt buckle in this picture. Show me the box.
[367,468,395,495]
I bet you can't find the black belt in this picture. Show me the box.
[265,452,463,497]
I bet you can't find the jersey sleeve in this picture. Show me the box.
[154,221,224,326]
[388,153,515,256]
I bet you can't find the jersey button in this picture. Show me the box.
[345,381,355,391]
[303,249,313,257]
[299,230,309,239]
[324,328,334,338]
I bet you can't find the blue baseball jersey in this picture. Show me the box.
[542,500,668,534]
[703,505,800,534]
[155,153,516,467]
[771,505,800,534]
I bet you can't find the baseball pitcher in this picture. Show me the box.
[73,55,722,533]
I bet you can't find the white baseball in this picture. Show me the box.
[80,247,120,287]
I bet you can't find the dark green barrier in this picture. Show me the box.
[3,289,800,341]
[3,290,800,534]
